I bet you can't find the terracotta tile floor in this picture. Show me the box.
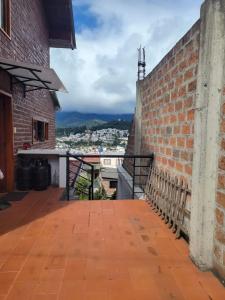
[0,187,224,299]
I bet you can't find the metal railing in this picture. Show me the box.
[61,152,154,201]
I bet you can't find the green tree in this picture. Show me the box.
[75,176,90,200]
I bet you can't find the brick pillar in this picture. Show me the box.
[190,0,225,271]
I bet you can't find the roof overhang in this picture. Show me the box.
[50,91,61,111]
[43,0,76,50]
[0,57,67,96]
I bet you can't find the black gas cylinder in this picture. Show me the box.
[16,158,32,191]
[43,159,52,186]
[33,159,49,191]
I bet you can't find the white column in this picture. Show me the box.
[59,157,67,188]
[190,0,225,269]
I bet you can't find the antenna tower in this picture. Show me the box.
[137,46,146,81]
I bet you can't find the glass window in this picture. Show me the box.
[104,159,111,165]
[110,181,117,189]
[33,119,49,143]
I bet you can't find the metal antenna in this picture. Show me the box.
[137,46,146,81]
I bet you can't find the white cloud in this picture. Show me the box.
[50,0,202,114]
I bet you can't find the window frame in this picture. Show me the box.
[109,181,117,189]
[0,0,11,39]
[32,118,49,144]
[103,159,111,166]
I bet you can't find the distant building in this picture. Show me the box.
[100,152,124,168]
[100,168,118,197]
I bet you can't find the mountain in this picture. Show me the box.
[56,111,133,128]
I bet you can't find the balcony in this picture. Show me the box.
[0,188,224,299]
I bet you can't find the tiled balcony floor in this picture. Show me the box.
[0,188,224,299]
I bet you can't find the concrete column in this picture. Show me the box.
[190,0,225,270]
[134,81,143,185]
[59,157,67,188]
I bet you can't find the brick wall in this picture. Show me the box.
[140,20,200,189]
[124,20,200,224]
[214,87,225,277]
[0,0,56,151]
[124,0,225,280]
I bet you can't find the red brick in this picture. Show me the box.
[215,208,224,226]
[221,139,225,151]
[177,138,185,147]
[179,60,187,72]
[162,157,168,165]
[171,91,178,102]
[214,244,222,261]
[218,174,225,189]
[168,160,175,168]
[175,101,183,111]
[186,138,194,148]
[219,156,225,171]
[187,109,195,121]
[178,86,186,97]
[178,113,186,122]
[173,150,180,159]
[217,192,225,209]
[175,162,184,172]
[222,103,225,114]
[184,69,193,81]
[215,227,225,244]
[169,137,176,146]
[188,80,197,92]
[166,148,172,156]
[170,115,177,124]
[220,120,225,133]
[185,164,192,176]
[181,151,189,161]
[175,75,183,87]
[168,103,175,113]
[173,126,180,134]
[182,124,191,135]
[184,97,193,109]
[188,51,199,65]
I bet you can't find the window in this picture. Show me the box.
[104,159,111,165]
[110,181,117,189]
[0,0,10,36]
[32,119,49,143]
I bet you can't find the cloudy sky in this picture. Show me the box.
[51,0,202,114]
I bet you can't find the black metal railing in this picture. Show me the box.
[61,152,154,201]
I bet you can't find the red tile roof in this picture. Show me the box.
[83,157,100,164]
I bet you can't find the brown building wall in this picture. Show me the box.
[0,0,56,151]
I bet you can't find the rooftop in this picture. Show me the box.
[101,168,119,180]
[43,0,76,49]
[83,157,101,164]
[0,188,224,299]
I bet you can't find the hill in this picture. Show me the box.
[56,120,131,137]
[56,111,133,128]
